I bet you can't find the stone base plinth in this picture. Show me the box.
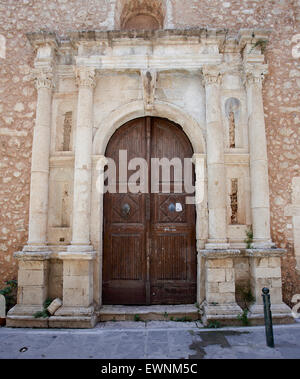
[201,301,243,326]
[49,306,97,328]
[248,303,295,325]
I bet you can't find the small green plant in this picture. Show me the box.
[134,314,141,322]
[208,320,221,329]
[0,279,17,313]
[250,39,268,54]
[163,312,168,319]
[174,317,192,322]
[170,316,174,321]
[33,298,53,318]
[244,227,253,249]
[237,309,250,326]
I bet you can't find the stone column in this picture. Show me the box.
[246,249,293,324]
[51,67,97,328]
[69,66,96,251]
[25,66,54,249]
[7,63,55,328]
[244,64,273,248]
[203,66,229,249]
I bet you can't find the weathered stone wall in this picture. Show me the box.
[0,0,299,304]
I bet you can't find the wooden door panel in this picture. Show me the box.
[103,117,196,305]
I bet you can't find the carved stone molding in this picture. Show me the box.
[243,63,268,87]
[75,66,96,88]
[141,69,157,111]
[32,66,55,90]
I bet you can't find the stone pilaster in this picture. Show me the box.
[200,249,242,326]
[244,63,273,248]
[245,249,294,324]
[203,66,229,249]
[69,66,96,251]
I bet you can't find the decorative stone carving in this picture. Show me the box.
[202,65,221,85]
[62,111,72,152]
[230,179,238,225]
[75,66,96,88]
[141,69,157,112]
[32,66,55,90]
[243,63,268,87]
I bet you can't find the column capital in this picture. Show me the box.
[75,66,96,88]
[32,66,55,90]
[243,63,268,87]
[202,65,222,86]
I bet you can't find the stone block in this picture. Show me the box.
[63,288,91,307]
[19,286,47,305]
[206,258,233,268]
[268,257,281,268]
[219,281,235,293]
[63,275,90,290]
[225,268,234,282]
[207,268,226,283]
[19,260,48,271]
[18,269,47,286]
[254,267,281,279]
[63,260,91,276]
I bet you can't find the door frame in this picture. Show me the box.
[91,100,207,307]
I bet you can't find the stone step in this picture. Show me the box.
[98,304,200,322]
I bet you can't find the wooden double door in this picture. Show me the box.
[103,117,196,305]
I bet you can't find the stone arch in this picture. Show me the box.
[92,100,206,155]
[115,0,165,30]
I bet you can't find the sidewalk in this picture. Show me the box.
[0,320,300,359]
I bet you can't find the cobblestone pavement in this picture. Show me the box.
[0,320,300,359]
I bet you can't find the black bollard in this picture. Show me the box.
[262,287,274,348]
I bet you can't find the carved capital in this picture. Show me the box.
[75,66,96,88]
[243,63,268,87]
[32,67,54,90]
[202,65,221,86]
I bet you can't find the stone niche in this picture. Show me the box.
[116,0,165,30]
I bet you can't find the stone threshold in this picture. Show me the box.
[97,304,200,322]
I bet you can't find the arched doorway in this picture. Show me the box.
[102,117,196,305]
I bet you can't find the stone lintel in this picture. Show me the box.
[14,251,52,261]
[238,28,272,48]
[245,248,287,258]
[58,251,96,260]
[26,31,60,50]
[199,249,241,259]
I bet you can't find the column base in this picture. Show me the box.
[251,240,276,249]
[205,242,230,250]
[201,301,243,327]
[248,303,295,325]
[6,304,48,328]
[6,305,97,329]
[49,306,97,328]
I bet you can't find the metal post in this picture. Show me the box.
[262,287,274,348]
